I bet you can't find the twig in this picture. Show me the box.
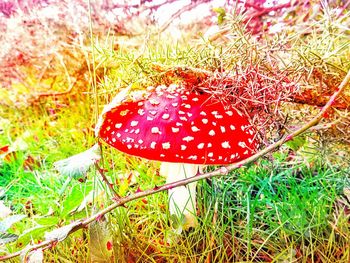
[1,69,349,262]
[95,163,120,198]
[158,0,209,33]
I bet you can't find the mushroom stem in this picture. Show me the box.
[160,162,200,232]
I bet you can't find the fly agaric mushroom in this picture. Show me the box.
[96,84,257,232]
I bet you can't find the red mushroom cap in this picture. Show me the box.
[98,85,258,165]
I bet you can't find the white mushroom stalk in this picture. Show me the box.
[160,162,201,231]
[97,84,258,233]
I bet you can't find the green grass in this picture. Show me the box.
[1,94,350,261]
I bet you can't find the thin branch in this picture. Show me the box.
[95,163,120,198]
[158,0,209,33]
[1,69,349,262]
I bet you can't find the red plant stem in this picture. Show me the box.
[1,69,349,262]
[95,163,119,198]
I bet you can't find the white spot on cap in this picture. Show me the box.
[167,94,176,99]
[230,125,235,130]
[249,129,254,135]
[160,154,165,157]
[126,137,134,142]
[162,113,170,120]
[200,111,207,116]
[238,141,247,148]
[183,136,194,142]
[172,127,180,133]
[211,111,218,115]
[112,138,116,142]
[117,133,121,138]
[183,104,191,109]
[197,143,204,149]
[207,143,212,147]
[191,126,200,132]
[212,122,217,126]
[230,153,238,159]
[138,139,143,144]
[225,111,233,116]
[135,129,140,134]
[138,109,145,115]
[120,110,129,116]
[147,116,154,121]
[192,97,199,101]
[187,113,192,117]
[209,130,215,136]
[180,116,188,121]
[244,150,249,155]
[150,99,160,105]
[151,127,161,134]
[202,119,208,124]
[215,114,223,119]
[149,110,157,116]
[221,141,231,149]
[218,156,223,160]
[172,102,179,107]
[127,144,132,149]
[208,152,213,157]
[220,126,226,133]
[178,111,185,115]
[138,101,144,106]
[162,142,171,149]
[176,122,183,126]
[248,138,254,144]
[188,155,197,160]
[130,121,138,127]
[181,145,187,150]
[241,125,249,131]
[150,142,156,149]
[115,123,122,129]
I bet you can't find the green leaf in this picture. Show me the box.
[213,7,226,25]
[285,136,306,151]
[0,214,26,233]
[16,225,48,247]
[61,184,92,217]
[34,216,60,226]
[0,232,18,245]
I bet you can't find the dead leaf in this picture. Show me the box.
[25,249,44,263]
[0,201,12,219]
[0,145,9,154]
[23,155,41,171]
[89,215,115,263]
[44,220,82,242]
[54,144,101,179]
